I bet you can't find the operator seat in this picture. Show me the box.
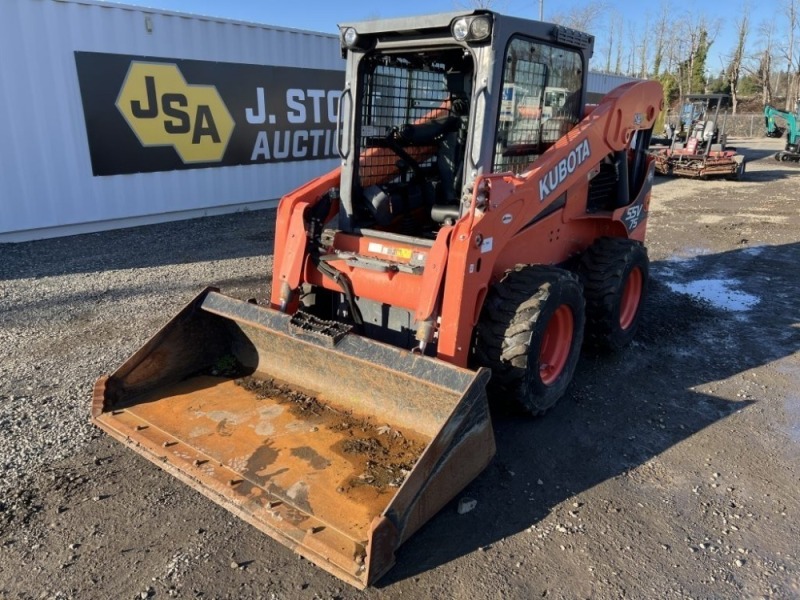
[431,95,469,224]
[430,72,471,225]
[702,120,716,143]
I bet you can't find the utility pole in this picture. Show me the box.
[539,0,543,20]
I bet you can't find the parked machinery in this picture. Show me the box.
[650,94,745,179]
[92,11,663,588]
[764,103,800,162]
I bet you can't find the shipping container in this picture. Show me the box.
[0,0,344,242]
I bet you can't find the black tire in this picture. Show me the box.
[578,237,649,351]
[473,265,585,416]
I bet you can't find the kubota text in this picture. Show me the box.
[538,139,591,202]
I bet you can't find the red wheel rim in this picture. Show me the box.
[538,305,574,385]
[619,267,643,330]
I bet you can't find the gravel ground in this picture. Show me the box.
[0,212,276,500]
[1,137,799,599]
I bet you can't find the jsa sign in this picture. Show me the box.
[75,52,343,176]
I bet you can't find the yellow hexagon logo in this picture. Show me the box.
[116,62,234,163]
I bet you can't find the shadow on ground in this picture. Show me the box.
[0,209,277,281]
[380,241,800,586]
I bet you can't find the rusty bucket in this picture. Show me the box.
[92,289,494,588]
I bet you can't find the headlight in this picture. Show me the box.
[452,18,469,41]
[451,15,492,43]
[342,27,359,48]
[469,16,491,40]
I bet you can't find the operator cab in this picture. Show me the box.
[335,11,593,236]
[354,48,474,229]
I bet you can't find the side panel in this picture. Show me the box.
[436,80,663,365]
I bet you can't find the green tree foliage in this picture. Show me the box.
[708,74,731,94]
[660,72,679,104]
[655,72,679,130]
[738,74,760,96]
[691,29,710,93]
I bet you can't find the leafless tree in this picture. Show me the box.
[744,20,776,105]
[453,0,507,10]
[673,16,721,95]
[663,16,684,76]
[625,20,637,76]
[604,9,625,75]
[778,0,799,107]
[652,2,670,78]
[597,9,622,73]
[638,15,650,78]
[549,2,608,33]
[656,12,693,99]
[726,4,750,113]
[614,15,625,74]
[760,49,775,105]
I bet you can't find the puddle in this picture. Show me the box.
[741,245,767,257]
[666,247,713,261]
[656,250,762,314]
[665,278,760,312]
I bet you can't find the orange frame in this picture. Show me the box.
[271,80,663,367]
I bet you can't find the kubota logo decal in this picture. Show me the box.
[538,139,591,202]
[116,62,235,163]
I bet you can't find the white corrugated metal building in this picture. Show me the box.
[0,0,343,242]
[586,72,641,103]
[0,0,640,243]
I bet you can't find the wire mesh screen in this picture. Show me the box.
[358,61,449,187]
[494,60,547,174]
[493,39,583,174]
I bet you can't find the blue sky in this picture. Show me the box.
[110,0,553,31]
[108,0,771,75]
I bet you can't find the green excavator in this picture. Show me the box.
[764,103,800,162]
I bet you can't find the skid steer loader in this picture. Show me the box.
[92,11,662,588]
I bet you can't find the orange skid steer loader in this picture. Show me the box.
[92,11,662,588]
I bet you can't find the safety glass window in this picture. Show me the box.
[493,38,583,174]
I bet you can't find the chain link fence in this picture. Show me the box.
[664,113,767,138]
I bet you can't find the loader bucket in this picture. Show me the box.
[92,289,494,588]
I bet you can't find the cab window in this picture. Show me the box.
[493,37,583,174]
